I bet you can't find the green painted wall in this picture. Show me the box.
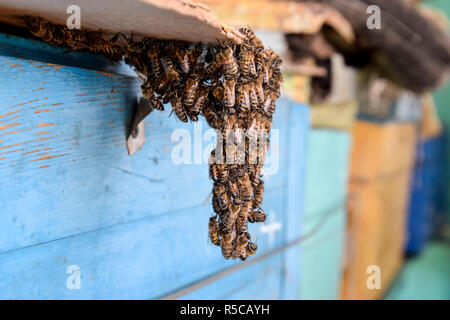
[424,0,450,17]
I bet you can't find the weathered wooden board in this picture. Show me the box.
[0,34,309,299]
[0,189,287,299]
[350,121,417,181]
[0,0,242,43]
[199,0,354,42]
[343,169,413,299]
[181,254,284,300]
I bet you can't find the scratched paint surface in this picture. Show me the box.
[0,35,309,299]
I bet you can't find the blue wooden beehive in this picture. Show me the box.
[0,34,309,299]
[299,128,352,300]
[406,134,445,255]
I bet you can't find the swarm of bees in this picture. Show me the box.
[24,17,282,261]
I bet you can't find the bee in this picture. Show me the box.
[189,43,203,66]
[210,163,228,183]
[189,86,208,121]
[213,182,227,195]
[89,33,123,60]
[239,27,264,53]
[239,49,254,78]
[235,167,246,178]
[213,183,230,212]
[202,103,220,129]
[170,95,188,122]
[249,208,266,223]
[24,16,44,37]
[221,203,240,233]
[236,84,250,114]
[161,56,180,83]
[255,51,267,74]
[255,76,265,104]
[245,241,258,258]
[208,216,221,246]
[263,91,276,116]
[149,96,165,112]
[248,84,259,110]
[236,201,251,233]
[253,180,264,208]
[223,79,236,111]
[211,195,224,216]
[182,77,199,110]
[221,232,233,259]
[209,163,220,182]
[146,43,163,76]
[24,16,57,44]
[155,72,172,93]
[171,42,190,73]
[229,179,240,199]
[141,82,165,111]
[238,174,253,202]
[232,232,250,259]
[218,165,229,183]
[205,53,222,75]
[206,47,238,80]
[220,47,239,80]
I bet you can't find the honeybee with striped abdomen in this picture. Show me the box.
[249,208,266,223]
[170,95,188,122]
[245,241,257,258]
[223,79,236,112]
[221,232,233,259]
[208,215,221,246]
[232,232,250,259]
[221,203,240,233]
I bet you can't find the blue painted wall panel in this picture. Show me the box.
[0,34,309,299]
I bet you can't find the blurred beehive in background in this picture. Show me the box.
[406,96,445,256]
[342,121,417,300]
[297,52,356,300]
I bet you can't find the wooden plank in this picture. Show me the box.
[0,188,285,299]
[283,73,311,104]
[349,121,417,181]
[0,34,310,299]
[0,33,135,76]
[343,170,412,299]
[310,101,358,131]
[181,254,284,299]
[0,0,242,43]
[0,34,292,254]
[199,0,354,43]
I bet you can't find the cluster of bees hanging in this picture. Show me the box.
[24,16,282,261]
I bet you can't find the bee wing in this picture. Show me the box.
[260,168,270,184]
[202,192,213,207]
